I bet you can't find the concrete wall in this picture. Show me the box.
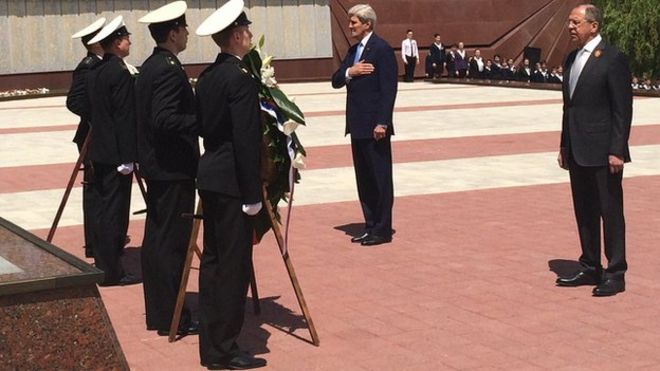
[0,0,332,74]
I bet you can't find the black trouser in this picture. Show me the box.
[76,141,96,255]
[90,162,132,284]
[198,190,254,365]
[351,136,394,237]
[141,179,195,331]
[569,158,627,279]
[404,55,417,82]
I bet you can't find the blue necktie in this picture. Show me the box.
[353,43,363,65]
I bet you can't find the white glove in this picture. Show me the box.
[241,202,262,216]
[116,163,134,175]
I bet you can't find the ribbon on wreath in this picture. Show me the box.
[259,100,298,255]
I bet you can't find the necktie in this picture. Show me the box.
[353,43,363,65]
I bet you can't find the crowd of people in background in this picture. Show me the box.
[420,33,564,83]
[631,76,660,91]
[401,31,660,91]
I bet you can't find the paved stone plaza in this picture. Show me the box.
[1,82,659,370]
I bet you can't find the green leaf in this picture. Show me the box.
[268,87,306,125]
[244,49,263,78]
[258,34,265,49]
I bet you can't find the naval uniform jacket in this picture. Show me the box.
[67,52,102,147]
[86,53,137,165]
[196,53,261,204]
[136,47,199,181]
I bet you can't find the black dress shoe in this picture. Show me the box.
[118,273,142,286]
[98,273,142,287]
[351,233,370,243]
[593,279,625,297]
[156,320,199,336]
[555,271,600,287]
[361,234,392,246]
[203,353,267,370]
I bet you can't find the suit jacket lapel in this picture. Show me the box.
[563,51,576,99]
[360,34,377,61]
[572,40,606,100]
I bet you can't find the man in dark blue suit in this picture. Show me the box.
[556,4,632,297]
[332,3,398,246]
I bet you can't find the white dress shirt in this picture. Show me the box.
[474,57,484,72]
[401,38,418,60]
[569,34,602,98]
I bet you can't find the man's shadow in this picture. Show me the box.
[122,246,314,354]
[334,222,366,238]
[243,295,314,355]
[181,293,313,356]
[334,222,396,238]
[548,259,583,278]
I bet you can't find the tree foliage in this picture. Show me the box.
[592,0,660,78]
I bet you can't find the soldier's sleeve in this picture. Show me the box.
[229,70,262,204]
[66,61,90,117]
[152,66,198,134]
[112,68,138,164]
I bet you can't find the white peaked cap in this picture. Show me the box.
[138,1,187,24]
[71,17,106,39]
[196,0,245,36]
[87,16,129,45]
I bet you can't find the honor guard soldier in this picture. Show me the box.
[66,17,106,259]
[86,16,140,286]
[195,0,266,369]
[136,1,200,337]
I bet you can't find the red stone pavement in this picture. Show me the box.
[4,124,660,193]
[34,173,660,370]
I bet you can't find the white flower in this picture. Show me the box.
[292,152,306,169]
[261,65,277,87]
[282,120,299,136]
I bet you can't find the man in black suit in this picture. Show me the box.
[86,16,139,286]
[136,1,200,337]
[427,34,445,78]
[66,18,105,259]
[444,44,457,78]
[556,4,633,297]
[490,54,503,80]
[332,3,397,246]
[194,0,266,368]
[468,49,484,79]
[515,58,532,82]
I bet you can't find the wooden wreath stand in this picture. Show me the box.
[168,184,320,346]
[47,132,148,243]
[47,133,92,243]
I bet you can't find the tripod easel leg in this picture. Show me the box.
[47,132,91,243]
[250,261,261,315]
[169,199,203,343]
[262,185,320,346]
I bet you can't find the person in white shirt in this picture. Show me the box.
[401,29,419,82]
